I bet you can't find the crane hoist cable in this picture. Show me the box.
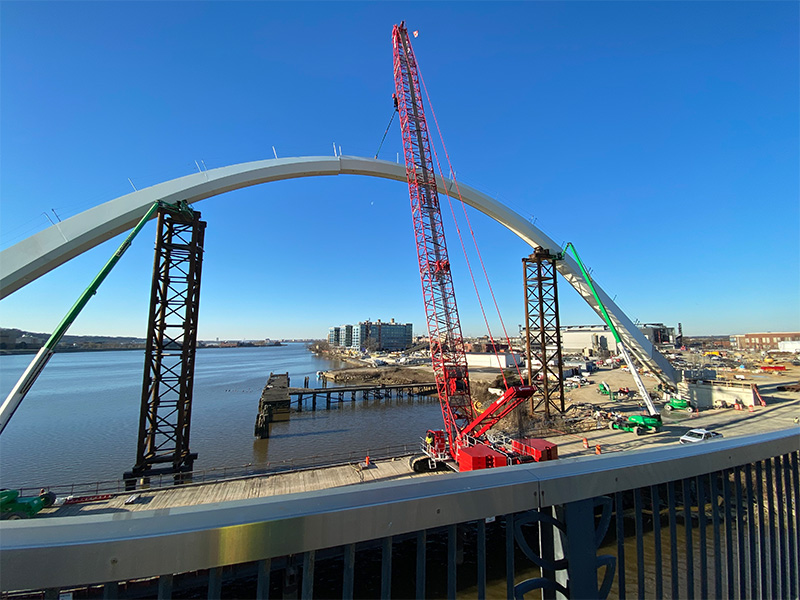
[373,96,399,159]
[416,66,523,387]
[393,22,536,469]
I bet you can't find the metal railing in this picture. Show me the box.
[11,443,423,498]
[1,428,797,599]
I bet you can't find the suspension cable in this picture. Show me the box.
[417,69,523,387]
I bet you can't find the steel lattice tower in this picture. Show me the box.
[524,248,565,416]
[127,203,205,484]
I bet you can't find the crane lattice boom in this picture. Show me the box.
[392,22,475,452]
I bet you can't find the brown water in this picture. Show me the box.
[0,344,442,488]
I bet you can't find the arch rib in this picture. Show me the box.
[0,155,676,385]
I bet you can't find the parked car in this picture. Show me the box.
[679,428,723,444]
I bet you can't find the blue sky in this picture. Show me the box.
[1,1,797,341]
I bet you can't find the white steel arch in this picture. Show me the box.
[0,155,676,384]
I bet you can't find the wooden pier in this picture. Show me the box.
[254,373,437,439]
[288,382,437,410]
[254,373,291,439]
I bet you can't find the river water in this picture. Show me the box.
[0,344,441,488]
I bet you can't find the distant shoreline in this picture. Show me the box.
[0,343,287,356]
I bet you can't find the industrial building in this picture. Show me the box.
[554,323,676,356]
[730,332,800,351]
[327,319,413,352]
[559,325,620,355]
[638,323,675,345]
[465,352,523,369]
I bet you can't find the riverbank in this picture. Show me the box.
[320,365,435,386]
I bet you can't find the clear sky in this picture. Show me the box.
[1,1,797,341]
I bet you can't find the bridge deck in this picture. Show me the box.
[40,456,443,518]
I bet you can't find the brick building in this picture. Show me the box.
[730,332,800,351]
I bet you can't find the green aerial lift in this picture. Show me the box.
[563,243,691,435]
[597,381,616,401]
[0,200,174,435]
[0,489,56,520]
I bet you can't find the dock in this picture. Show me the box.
[254,373,290,438]
[255,373,437,438]
[288,381,437,408]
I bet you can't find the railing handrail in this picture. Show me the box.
[1,428,797,592]
[6,443,423,497]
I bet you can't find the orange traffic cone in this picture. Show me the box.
[583,438,589,449]
[365,455,370,466]
[748,404,754,413]
[595,445,602,455]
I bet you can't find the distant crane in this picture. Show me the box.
[392,23,542,471]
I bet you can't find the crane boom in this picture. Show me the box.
[392,22,475,453]
[393,23,545,468]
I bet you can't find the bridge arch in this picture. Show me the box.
[0,155,675,383]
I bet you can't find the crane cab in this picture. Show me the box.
[424,430,447,457]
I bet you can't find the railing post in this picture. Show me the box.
[302,550,315,599]
[207,567,222,599]
[617,490,628,599]
[416,530,427,600]
[343,543,356,600]
[382,536,393,600]
[505,513,515,599]
[563,498,599,599]
[447,525,456,600]
[158,574,173,599]
[102,581,119,599]
[255,559,271,600]
[477,519,487,599]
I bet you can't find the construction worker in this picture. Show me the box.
[425,431,434,448]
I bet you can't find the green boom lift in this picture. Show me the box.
[0,201,187,436]
[563,243,690,435]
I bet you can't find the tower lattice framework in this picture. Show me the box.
[127,203,205,483]
[524,248,565,416]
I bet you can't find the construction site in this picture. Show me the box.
[2,21,797,519]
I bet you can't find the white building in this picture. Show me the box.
[559,325,619,355]
[465,352,523,369]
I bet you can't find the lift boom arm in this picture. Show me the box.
[564,243,660,417]
[0,201,165,435]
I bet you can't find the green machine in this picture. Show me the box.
[563,243,679,434]
[1,489,56,520]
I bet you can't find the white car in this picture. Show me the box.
[679,428,723,444]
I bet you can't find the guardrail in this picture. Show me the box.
[12,443,422,498]
[1,428,798,598]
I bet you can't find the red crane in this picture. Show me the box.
[392,23,545,471]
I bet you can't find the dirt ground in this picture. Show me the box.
[322,365,436,385]
[510,363,800,459]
